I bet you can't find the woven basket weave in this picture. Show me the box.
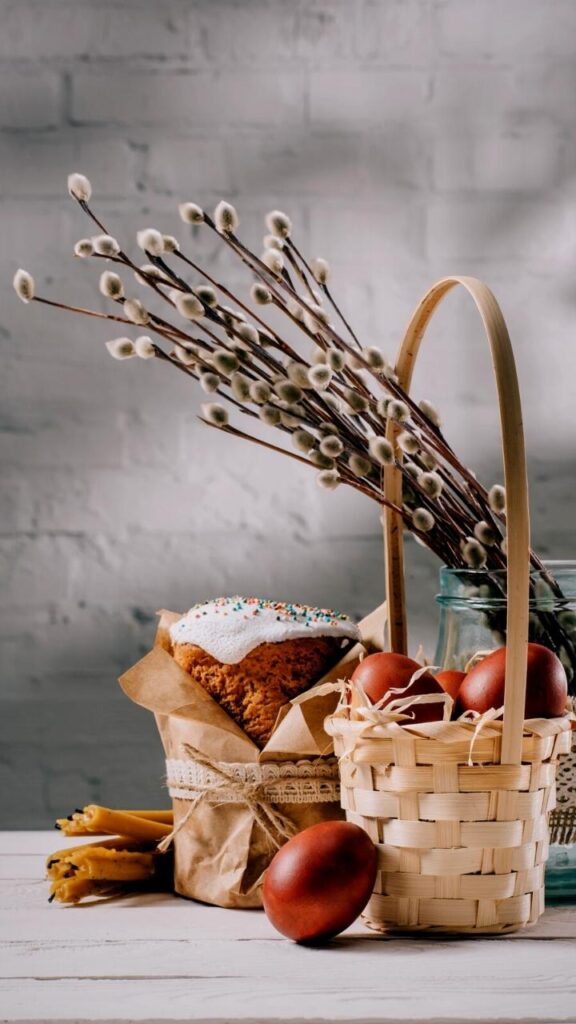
[326,276,573,935]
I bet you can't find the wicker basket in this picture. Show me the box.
[326,276,573,935]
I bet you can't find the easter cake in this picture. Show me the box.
[169,596,360,746]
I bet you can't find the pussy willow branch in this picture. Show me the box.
[208,420,434,532]
[17,182,576,688]
[205,216,503,502]
[29,195,570,575]
[51,196,507,568]
[35,296,133,326]
[94,236,396,483]
[286,237,364,352]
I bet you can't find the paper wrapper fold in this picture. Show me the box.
[119,603,385,908]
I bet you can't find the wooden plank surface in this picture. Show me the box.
[2,832,576,1023]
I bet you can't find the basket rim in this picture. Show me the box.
[325,709,572,743]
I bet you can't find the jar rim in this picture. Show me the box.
[437,561,576,609]
[440,559,576,579]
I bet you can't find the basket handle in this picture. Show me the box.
[383,276,530,765]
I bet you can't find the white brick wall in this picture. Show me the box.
[0,69,62,128]
[1,0,575,826]
[72,69,308,126]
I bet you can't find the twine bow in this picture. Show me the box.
[158,744,299,853]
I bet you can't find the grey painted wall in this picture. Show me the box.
[2,0,576,826]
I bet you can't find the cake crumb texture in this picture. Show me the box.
[173,636,341,747]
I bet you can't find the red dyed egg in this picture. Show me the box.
[458,643,568,718]
[351,651,445,723]
[436,670,467,701]
[262,821,377,943]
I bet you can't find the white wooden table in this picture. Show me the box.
[2,832,576,1024]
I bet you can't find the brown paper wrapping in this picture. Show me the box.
[119,603,385,908]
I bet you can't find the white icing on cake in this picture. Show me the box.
[169,596,360,665]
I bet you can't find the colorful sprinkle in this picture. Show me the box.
[171,595,355,634]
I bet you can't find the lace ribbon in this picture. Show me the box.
[159,747,340,853]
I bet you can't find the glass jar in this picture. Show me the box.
[434,561,576,900]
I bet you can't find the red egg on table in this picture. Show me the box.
[457,643,568,718]
[351,651,446,723]
[262,821,378,943]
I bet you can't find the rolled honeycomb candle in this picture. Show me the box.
[47,836,149,873]
[55,814,90,836]
[50,876,116,904]
[81,807,172,840]
[48,854,154,886]
[116,810,173,823]
[46,839,169,902]
[71,843,155,874]
[76,851,155,882]
[56,806,172,840]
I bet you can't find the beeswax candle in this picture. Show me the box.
[56,806,172,840]
[49,876,116,904]
[117,810,173,823]
[46,833,172,903]
[47,836,146,871]
[71,847,155,882]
